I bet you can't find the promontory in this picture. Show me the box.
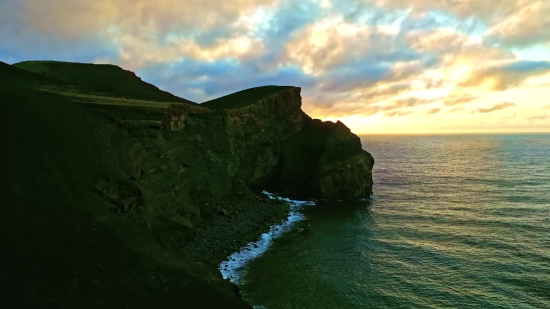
[0,60,374,308]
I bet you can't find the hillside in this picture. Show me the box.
[13,60,196,104]
[1,60,374,308]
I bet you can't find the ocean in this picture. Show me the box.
[220,134,550,309]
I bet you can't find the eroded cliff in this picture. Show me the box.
[162,86,374,201]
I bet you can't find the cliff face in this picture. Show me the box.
[162,86,374,201]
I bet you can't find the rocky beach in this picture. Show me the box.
[183,193,291,267]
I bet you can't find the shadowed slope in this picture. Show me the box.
[0,60,69,87]
[201,85,294,110]
[13,60,196,104]
[1,60,374,308]
[0,62,251,309]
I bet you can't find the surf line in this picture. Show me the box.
[219,191,315,284]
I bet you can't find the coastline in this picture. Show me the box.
[219,192,315,284]
[2,61,374,308]
[182,194,291,267]
[183,190,316,306]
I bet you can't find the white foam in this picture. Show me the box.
[219,191,314,285]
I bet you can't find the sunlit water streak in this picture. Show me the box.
[223,134,550,309]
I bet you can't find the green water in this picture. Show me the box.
[229,134,550,308]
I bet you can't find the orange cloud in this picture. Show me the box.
[459,61,550,91]
[426,107,441,114]
[104,32,267,69]
[385,110,413,117]
[20,0,276,38]
[5,0,549,134]
[443,95,477,106]
[284,17,399,75]
[484,1,550,46]
[476,102,516,113]
[18,0,277,69]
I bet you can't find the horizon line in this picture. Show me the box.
[358,131,550,136]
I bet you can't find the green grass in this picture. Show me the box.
[200,85,295,110]
[13,60,196,104]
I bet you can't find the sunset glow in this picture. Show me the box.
[1,0,549,133]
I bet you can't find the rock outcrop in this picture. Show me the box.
[161,86,374,200]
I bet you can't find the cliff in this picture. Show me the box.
[164,85,374,200]
[0,60,374,308]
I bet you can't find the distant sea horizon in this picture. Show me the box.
[222,133,550,309]
[358,132,550,136]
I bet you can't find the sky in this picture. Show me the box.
[1,0,549,134]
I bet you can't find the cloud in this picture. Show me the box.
[303,81,412,114]
[476,102,516,113]
[359,0,550,47]
[18,0,276,39]
[382,96,433,110]
[504,60,550,73]
[294,20,537,120]
[385,110,413,117]
[484,1,550,47]
[404,27,514,60]
[302,100,383,118]
[110,32,268,69]
[2,0,550,132]
[0,0,121,64]
[365,0,519,21]
[354,82,411,100]
[317,63,392,92]
[1,0,280,69]
[283,16,416,75]
[399,27,539,94]
[527,114,549,121]
[460,60,550,91]
[426,107,440,114]
[443,95,477,106]
[303,91,435,119]
[308,57,429,95]
[137,58,316,102]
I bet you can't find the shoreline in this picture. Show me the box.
[182,190,316,307]
[2,61,375,308]
[219,192,316,284]
[183,192,291,267]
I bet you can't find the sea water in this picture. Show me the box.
[221,134,550,309]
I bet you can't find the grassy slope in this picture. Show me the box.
[0,61,251,309]
[201,85,295,110]
[13,60,196,105]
